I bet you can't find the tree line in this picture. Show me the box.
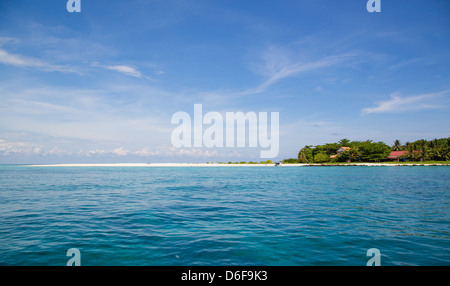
[283,137,450,163]
[391,138,450,161]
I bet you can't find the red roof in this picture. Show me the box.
[388,151,407,159]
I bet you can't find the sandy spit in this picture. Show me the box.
[28,163,448,167]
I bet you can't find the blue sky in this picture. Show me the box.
[0,0,449,163]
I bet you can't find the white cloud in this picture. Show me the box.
[105,65,143,78]
[169,147,218,157]
[90,61,156,80]
[43,147,67,156]
[0,139,73,157]
[191,48,356,104]
[263,55,352,90]
[85,149,107,157]
[0,48,77,73]
[0,138,247,161]
[0,139,42,155]
[134,147,161,157]
[112,147,130,156]
[0,84,173,148]
[362,90,449,114]
[80,146,219,158]
[243,46,355,95]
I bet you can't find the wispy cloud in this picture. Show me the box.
[0,48,77,73]
[105,65,143,78]
[0,37,19,46]
[240,46,356,96]
[0,43,151,79]
[196,47,357,103]
[262,55,353,91]
[91,62,154,80]
[362,90,449,114]
[0,84,174,152]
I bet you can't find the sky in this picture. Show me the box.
[0,0,449,163]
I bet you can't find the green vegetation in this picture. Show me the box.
[313,152,330,163]
[292,137,450,163]
[207,138,450,165]
[397,138,450,161]
[301,161,450,165]
[365,160,450,165]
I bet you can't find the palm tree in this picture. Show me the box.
[392,139,402,151]
[404,143,415,160]
[433,148,443,161]
[416,140,428,161]
[338,138,351,147]
[432,139,438,149]
[298,146,311,163]
[444,149,450,161]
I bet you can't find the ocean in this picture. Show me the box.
[0,165,449,266]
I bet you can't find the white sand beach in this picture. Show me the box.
[29,163,448,167]
[30,163,271,167]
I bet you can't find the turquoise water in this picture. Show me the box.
[0,166,449,266]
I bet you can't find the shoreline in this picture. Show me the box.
[26,163,450,167]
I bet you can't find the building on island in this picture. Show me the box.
[388,150,422,161]
[388,151,408,161]
[330,146,351,159]
[336,147,351,155]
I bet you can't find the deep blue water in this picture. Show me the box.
[0,165,449,266]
